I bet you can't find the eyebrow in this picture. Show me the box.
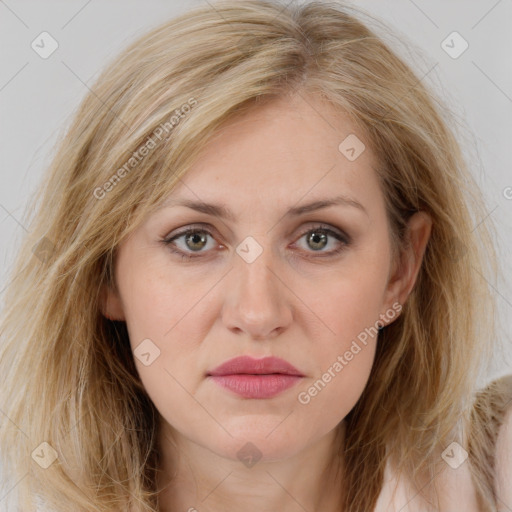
[159,194,368,220]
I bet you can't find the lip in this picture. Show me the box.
[208,355,304,377]
[207,356,304,399]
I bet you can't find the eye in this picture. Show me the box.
[161,224,219,260]
[293,224,351,257]
[160,223,351,261]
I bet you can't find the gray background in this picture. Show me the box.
[1,0,511,385]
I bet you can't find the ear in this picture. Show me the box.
[99,282,126,321]
[382,211,432,320]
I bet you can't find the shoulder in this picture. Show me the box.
[493,375,512,506]
[375,456,479,512]
[470,373,512,508]
[375,374,512,511]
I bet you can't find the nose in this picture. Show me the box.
[221,243,293,341]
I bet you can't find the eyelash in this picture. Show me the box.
[161,223,352,261]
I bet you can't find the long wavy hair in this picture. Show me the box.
[0,1,503,510]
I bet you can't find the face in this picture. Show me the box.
[101,93,430,464]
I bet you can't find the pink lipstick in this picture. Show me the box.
[207,355,304,399]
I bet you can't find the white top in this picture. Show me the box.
[374,456,480,511]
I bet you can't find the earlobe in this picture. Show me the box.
[99,283,126,321]
[385,211,433,310]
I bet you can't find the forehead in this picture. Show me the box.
[159,93,384,220]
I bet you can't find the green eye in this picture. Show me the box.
[162,223,351,261]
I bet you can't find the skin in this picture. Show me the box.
[101,93,432,512]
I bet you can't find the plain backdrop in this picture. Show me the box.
[0,0,511,377]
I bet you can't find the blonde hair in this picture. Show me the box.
[0,1,504,510]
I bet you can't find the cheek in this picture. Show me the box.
[118,257,204,351]
[292,253,389,412]
[301,254,390,346]
[296,343,376,426]
[115,257,214,397]
[292,298,379,434]
[297,280,381,406]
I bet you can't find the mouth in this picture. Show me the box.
[207,374,303,399]
[207,355,304,399]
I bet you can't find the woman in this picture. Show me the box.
[0,1,510,511]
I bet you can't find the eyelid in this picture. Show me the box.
[162,222,218,243]
[161,221,352,258]
[163,221,348,242]
[295,223,350,243]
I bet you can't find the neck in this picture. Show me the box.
[156,421,346,512]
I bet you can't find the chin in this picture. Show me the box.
[198,423,308,465]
